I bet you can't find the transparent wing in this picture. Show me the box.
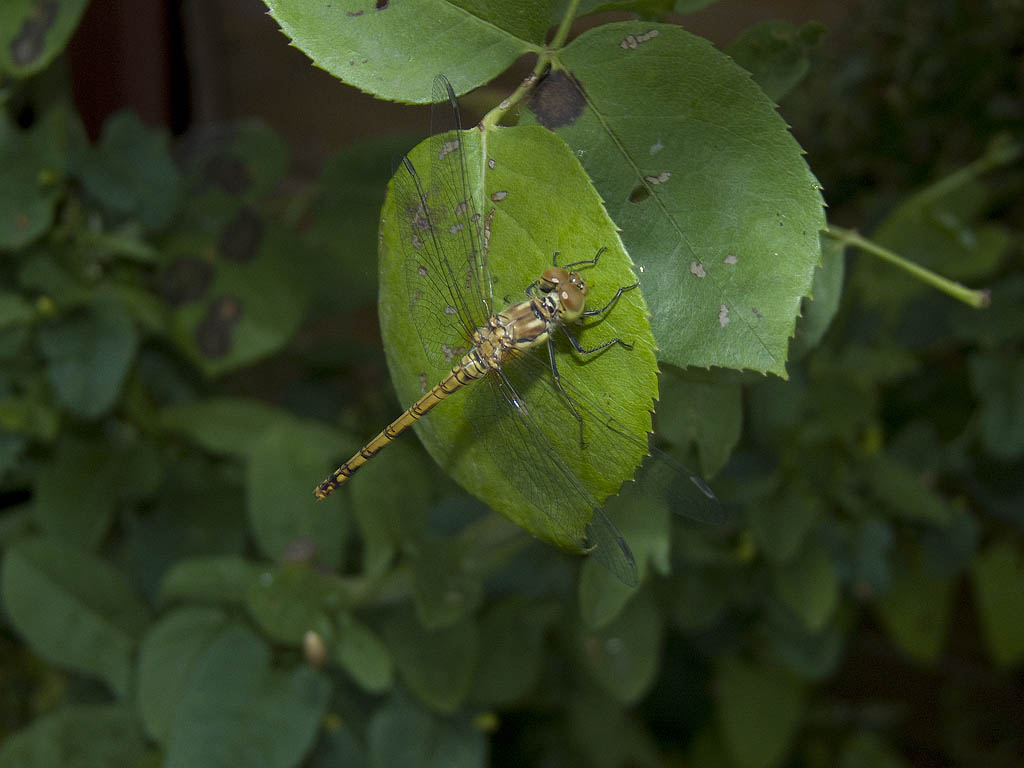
[481,367,640,587]
[511,343,727,526]
[390,77,491,377]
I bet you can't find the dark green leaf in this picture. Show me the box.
[169,223,309,375]
[36,295,138,419]
[334,612,394,694]
[136,606,231,744]
[413,537,483,629]
[970,541,1024,667]
[968,352,1024,460]
[70,110,183,230]
[159,396,297,457]
[0,0,90,76]
[577,587,661,705]
[158,555,264,606]
[471,597,558,706]
[790,233,846,360]
[716,656,805,768]
[163,624,331,768]
[1,536,150,696]
[0,292,34,328]
[368,692,487,768]
[531,22,825,374]
[0,704,152,768]
[657,367,743,479]
[838,731,911,768]
[265,0,549,102]
[748,482,823,564]
[773,537,839,632]
[0,106,69,249]
[727,20,827,102]
[383,609,478,715]
[245,563,337,645]
[248,419,355,568]
[874,546,953,665]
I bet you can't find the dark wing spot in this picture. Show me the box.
[628,185,651,203]
[10,0,58,68]
[158,257,214,305]
[196,296,242,358]
[528,71,587,130]
[218,208,263,263]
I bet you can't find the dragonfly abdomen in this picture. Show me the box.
[314,349,490,500]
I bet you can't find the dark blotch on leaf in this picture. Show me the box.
[375,0,389,8]
[196,296,242,358]
[158,257,214,305]
[204,154,251,194]
[218,208,263,263]
[10,0,58,67]
[629,185,651,204]
[529,71,587,130]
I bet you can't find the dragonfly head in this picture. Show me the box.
[539,266,588,321]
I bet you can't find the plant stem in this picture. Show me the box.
[824,226,991,309]
[479,0,580,129]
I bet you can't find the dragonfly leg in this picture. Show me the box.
[560,246,607,270]
[546,335,587,446]
[562,324,634,355]
[581,280,639,318]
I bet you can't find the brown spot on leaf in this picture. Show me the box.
[218,208,263,263]
[158,257,214,305]
[620,29,660,50]
[490,191,507,202]
[196,296,242,358]
[690,261,706,278]
[10,0,58,68]
[628,185,650,203]
[529,71,587,130]
[375,0,389,8]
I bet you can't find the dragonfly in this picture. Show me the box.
[315,75,723,586]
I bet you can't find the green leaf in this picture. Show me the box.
[380,122,657,554]
[716,656,806,768]
[0,0,89,76]
[163,624,331,768]
[159,396,297,457]
[248,419,355,568]
[860,453,953,526]
[970,541,1024,667]
[169,222,309,376]
[968,352,1024,460]
[36,295,138,419]
[471,597,558,706]
[304,136,412,312]
[178,120,289,201]
[158,555,264,606]
[136,606,231,745]
[1,536,150,696]
[264,0,549,102]
[529,22,826,374]
[367,692,487,768]
[727,20,827,102]
[790,233,846,360]
[838,731,911,768]
[577,587,661,705]
[334,612,394,694]
[70,110,183,230]
[773,537,839,632]
[0,292,34,328]
[31,433,118,549]
[748,482,823,564]
[413,537,483,629]
[383,609,478,715]
[657,366,743,478]
[0,704,153,768]
[874,547,953,665]
[245,563,337,645]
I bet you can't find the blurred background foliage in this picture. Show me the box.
[1,1,1022,767]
